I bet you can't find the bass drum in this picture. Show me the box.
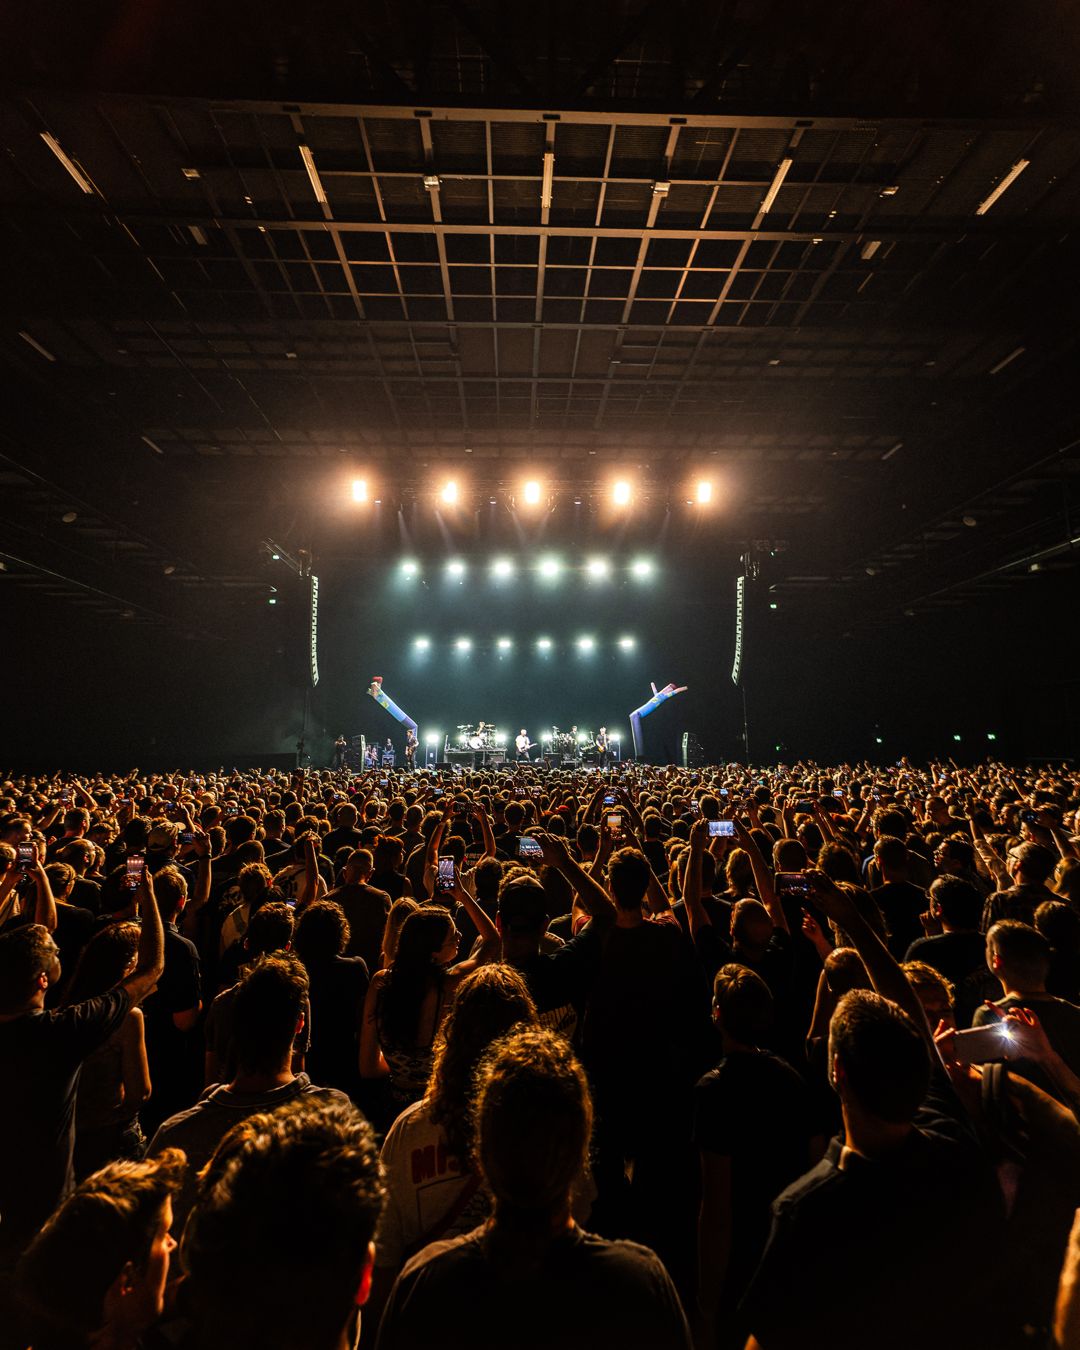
[467,734,485,750]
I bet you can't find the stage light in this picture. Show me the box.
[630,559,654,580]
[618,636,636,650]
[425,732,439,746]
[611,733,621,742]
[576,636,596,652]
[577,731,588,744]
[491,557,514,579]
[769,602,778,610]
[537,637,553,652]
[440,479,460,506]
[538,556,561,580]
[455,637,472,653]
[414,636,430,651]
[696,479,713,504]
[585,557,610,581]
[351,478,368,503]
[874,736,883,745]
[952,733,962,743]
[612,480,632,507]
[496,637,513,651]
[447,560,466,580]
[401,560,419,578]
[522,479,542,506]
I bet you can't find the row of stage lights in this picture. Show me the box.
[414,635,637,653]
[400,557,656,581]
[415,730,622,748]
[351,477,717,508]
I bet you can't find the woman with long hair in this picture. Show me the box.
[64,923,152,1178]
[359,881,499,1112]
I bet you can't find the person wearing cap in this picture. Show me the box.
[497,833,616,1039]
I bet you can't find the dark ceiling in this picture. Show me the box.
[1,2,1078,643]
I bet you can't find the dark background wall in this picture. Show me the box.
[3,564,1075,770]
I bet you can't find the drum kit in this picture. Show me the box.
[456,722,506,753]
[547,727,591,761]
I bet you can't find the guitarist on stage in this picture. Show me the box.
[515,729,534,762]
[596,726,610,767]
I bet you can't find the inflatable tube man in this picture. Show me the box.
[366,677,418,735]
[629,680,687,759]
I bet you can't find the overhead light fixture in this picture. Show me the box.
[585,557,610,580]
[576,636,596,652]
[491,557,514,579]
[401,560,419,578]
[630,559,654,580]
[540,152,554,210]
[612,480,632,507]
[538,556,561,580]
[522,479,542,506]
[299,145,328,205]
[40,131,94,194]
[414,636,431,651]
[188,225,208,246]
[440,479,460,506]
[758,157,793,217]
[163,564,176,576]
[989,346,1025,375]
[351,478,368,503]
[537,637,553,651]
[652,180,671,196]
[695,479,713,504]
[618,636,636,650]
[181,167,201,181]
[496,637,513,651]
[18,330,56,362]
[61,511,78,524]
[860,240,881,260]
[975,159,1030,216]
[880,185,900,197]
[423,174,441,190]
[446,560,466,579]
[455,637,472,653]
[141,436,165,456]
[882,441,903,461]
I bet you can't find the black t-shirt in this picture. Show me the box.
[739,1067,1005,1350]
[871,880,927,958]
[326,882,391,974]
[693,1050,816,1300]
[323,825,363,857]
[70,876,103,915]
[508,919,607,1036]
[0,988,131,1262]
[376,1224,692,1350]
[141,924,202,1123]
[303,954,369,1094]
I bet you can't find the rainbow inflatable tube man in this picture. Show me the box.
[629,680,687,759]
[366,677,418,734]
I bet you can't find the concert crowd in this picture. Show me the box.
[2,757,1080,1349]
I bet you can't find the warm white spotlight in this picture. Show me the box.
[538,556,561,580]
[577,636,596,652]
[351,478,368,503]
[585,557,610,580]
[522,479,542,506]
[425,731,439,746]
[455,637,472,653]
[401,560,419,578]
[618,636,636,650]
[630,559,654,579]
[537,637,553,652]
[447,560,466,579]
[491,557,514,579]
[440,479,460,506]
[612,480,632,507]
[496,637,513,651]
[696,480,713,504]
[414,636,430,651]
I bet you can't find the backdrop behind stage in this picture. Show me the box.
[316,556,741,764]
